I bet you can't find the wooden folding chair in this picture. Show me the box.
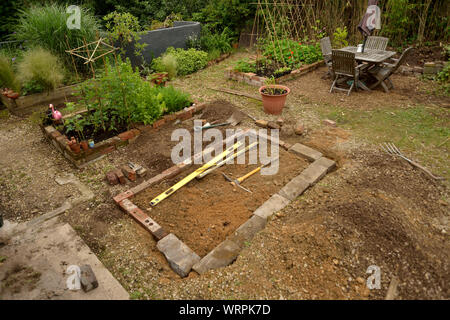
[330,50,368,96]
[320,37,333,78]
[365,36,389,51]
[368,47,413,92]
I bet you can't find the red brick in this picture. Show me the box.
[323,119,337,127]
[152,118,166,129]
[164,113,177,122]
[114,169,126,184]
[118,130,135,141]
[177,110,192,121]
[122,165,136,182]
[113,190,134,203]
[101,145,116,155]
[130,128,140,137]
[161,165,182,179]
[106,171,119,185]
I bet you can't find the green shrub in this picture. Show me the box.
[0,53,20,92]
[260,39,322,68]
[436,62,450,84]
[153,54,178,79]
[187,27,233,61]
[153,47,208,76]
[332,27,348,48]
[17,47,65,91]
[155,85,192,113]
[234,59,256,73]
[13,4,100,71]
[104,11,147,58]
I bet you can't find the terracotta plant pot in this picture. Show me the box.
[7,92,19,99]
[80,140,89,151]
[70,143,81,154]
[259,85,291,115]
[232,43,239,49]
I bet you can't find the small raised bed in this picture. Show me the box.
[41,104,205,168]
[225,60,325,87]
[1,84,78,116]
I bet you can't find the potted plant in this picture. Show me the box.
[259,77,291,115]
[68,137,81,154]
[149,72,169,87]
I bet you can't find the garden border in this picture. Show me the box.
[41,103,206,168]
[1,84,79,117]
[225,60,325,87]
[113,128,336,277]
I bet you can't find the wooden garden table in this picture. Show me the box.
[341,46,397,64]
[339,46,397,91]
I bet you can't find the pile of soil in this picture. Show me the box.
[398,45,447,68]
[125,100,245,175]
[133,147,308,257]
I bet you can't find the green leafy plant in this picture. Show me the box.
[21,80,44,95]
[153,53,178,79]
[149,12,183,30]
[152,47,208,76]
[260,39,322,69]
[155,85,192,113]
[234,59,257,73]
[13,3,100,72]
[0,53,20,92]
[17,47,64,92]
[64,114,88,141]
[187,27,233,61]
[64,57,191,141]
[104,11,147,57]
[332,27,348,48]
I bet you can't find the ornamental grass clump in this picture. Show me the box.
[0,53,20,92]
[17,47,65,91]
[14,4,100,71]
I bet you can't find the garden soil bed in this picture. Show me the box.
[125,99,241,172]
[132,147,308,257]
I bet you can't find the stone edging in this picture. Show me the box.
[113,129,336,277]
[42,103,206,168]
[225,60,325,87]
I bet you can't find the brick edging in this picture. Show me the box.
[225,60,325,87]
[42,103,206,168]
[113,130,337,277]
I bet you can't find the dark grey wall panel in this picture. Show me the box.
[123,21,201,67]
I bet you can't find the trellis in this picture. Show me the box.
[65,37,118,79]
[250,0,318,68]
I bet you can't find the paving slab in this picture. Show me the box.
[0,218,129,300]
[192,240,241,275]
[228,215,266,247]
[289,143,323,161]
[253,194,291,220]
[298,161,329,185]
[314,156,336,172]
[278,175,311,201]
[156,233,200,278]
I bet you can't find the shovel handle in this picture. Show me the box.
[238,167,261,184]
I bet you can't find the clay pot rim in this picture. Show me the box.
[259,84,291,97]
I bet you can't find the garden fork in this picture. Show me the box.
[381,143,444,181]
